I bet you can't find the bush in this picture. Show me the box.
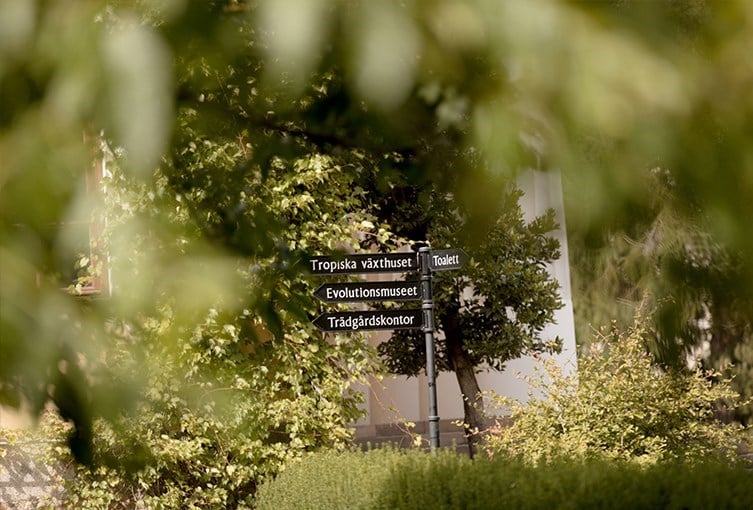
[484,312,746,466]
[254,447,415,510]
[254,448,753,510]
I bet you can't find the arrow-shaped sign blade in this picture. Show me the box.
[313,281,421,303]
[428,248,469,271]
[312,310,423,332]
[308,252,419,275]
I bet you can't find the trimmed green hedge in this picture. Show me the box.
[255,448,753,510]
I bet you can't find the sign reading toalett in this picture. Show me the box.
[428,248,468,271]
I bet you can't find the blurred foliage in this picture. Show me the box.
[569,167,753,423]
[485,309,746,466]
[3,0,753,489]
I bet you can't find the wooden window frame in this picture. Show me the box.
[35,134,111,297]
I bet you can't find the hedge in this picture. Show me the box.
[254,448,753,510]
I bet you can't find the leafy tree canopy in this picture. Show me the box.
[3,0,753,478]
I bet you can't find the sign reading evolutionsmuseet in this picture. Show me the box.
[313,281,421,303]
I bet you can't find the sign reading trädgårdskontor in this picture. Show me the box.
[312,309,423,332]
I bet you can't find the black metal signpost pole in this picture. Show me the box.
[419,246,440,451]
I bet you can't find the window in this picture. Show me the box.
[38,135,111,296]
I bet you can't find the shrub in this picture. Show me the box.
[254,447,418,510]
[484,312,746,465]
[254,447,753,510]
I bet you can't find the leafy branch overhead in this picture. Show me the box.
[4,0,753,504]
[380,187,562,376]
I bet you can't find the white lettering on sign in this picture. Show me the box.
[431,253,459,268]
[326,313,417,331]
[324,285,419,301]
[310,258,358,273]
[358,256,413,271]
[310,254,417,274]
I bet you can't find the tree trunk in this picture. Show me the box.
[442,308,486,458]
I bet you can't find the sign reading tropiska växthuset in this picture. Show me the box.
[313,281,421,303]
[308,252,418,275]
[312,309,423,332]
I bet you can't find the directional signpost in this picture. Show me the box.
[309,246,467,451]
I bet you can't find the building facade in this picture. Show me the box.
[353,169,578,448]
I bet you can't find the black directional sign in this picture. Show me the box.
[312,309,423,332]
[308,252,418,275]
[313,281,421,303]
[428,248,468,271]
